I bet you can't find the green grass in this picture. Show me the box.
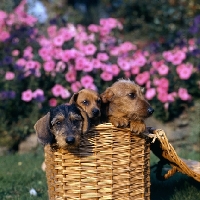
[0,147,48,200]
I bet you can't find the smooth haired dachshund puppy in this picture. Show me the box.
[69,89,101,126]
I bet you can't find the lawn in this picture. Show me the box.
[0,146,199,200]
[0,147,48,200]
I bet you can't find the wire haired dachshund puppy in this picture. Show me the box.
[34,104,89,150]
[100,79,154,134]
[69,89,101,126]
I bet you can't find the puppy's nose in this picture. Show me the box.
[147,107,154,115]
[92,108,100,117]
[66,137,75,144]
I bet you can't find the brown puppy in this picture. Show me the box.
[34,104,89,150]
[69,89,101,126]
[100,79,154,134]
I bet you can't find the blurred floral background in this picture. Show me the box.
[0,0,200,151]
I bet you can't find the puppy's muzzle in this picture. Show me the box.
[92,108,100,117]
[147,107,154,116]
[66,136,75,145]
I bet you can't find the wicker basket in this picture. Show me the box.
[44,123,150,200]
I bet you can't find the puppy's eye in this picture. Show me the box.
[82,100,89,106]
[96,98,101,104]
[128,93,136,99]
[56,121,61,126]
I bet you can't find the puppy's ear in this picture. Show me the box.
[69,93,79,104]
[34,112,53,145]
[100,87,114,103]
[80,110,90,134]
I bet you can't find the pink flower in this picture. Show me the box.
[32,89,44,98]
[71,81,82,93]
[25,61,37,70]
[91,58,102,69]
[47,25,57,38]
[110,47,120,56]
[38,47,53,61]
[100,18,122,30]
[16,58,26,67]
[59,25,76,38]
[85,83,97,90]
[60,89,71,99]
[155,77,169,89]
[82,61,94,72]
[65,71,76,83]
[0,11,7,21]
[53,48,63,60]
[12,50,20,56]
[80,75,94,88]
[53,35,64,47]
[100,71,113,81]
[43,60,55,72]
[51,84,63,97]
[5,72,15,80]
[133,53,147,67]
[152,60,164,69]
[23,46,33,59]
[49,98,57,107]
[176,63,193,80]
[88,24,99,32]
[21,89,33,102]
[75,57,86,70]
[162,51,172,62]
[83,44,97,56]
[131,66,140,75]
[119,42,137,52]
[0,31,10,41]
[157,64,169,75]
[135,71,150,85]
[55,61,66,72]
[97,53,109,61]
[157,91,168,103]
[145,88,156,100]
[167,92,177,102]
[178,88,191,101]
[117,59,131,71]
[111,64,120,76]
[163,50,186,65]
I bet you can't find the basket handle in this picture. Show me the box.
[145,128,200,182]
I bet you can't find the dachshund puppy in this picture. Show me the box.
[34,104,89,150]
[100,79,154,134]
[69,89,101,126]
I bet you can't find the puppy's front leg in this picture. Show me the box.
[109,116,129,128]
[130,120,146,134]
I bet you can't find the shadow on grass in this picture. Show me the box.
[150,163,200,200]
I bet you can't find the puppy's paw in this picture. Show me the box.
[109,116,129,128]
[130,120,146,134]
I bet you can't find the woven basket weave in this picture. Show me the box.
[44,123,150,200]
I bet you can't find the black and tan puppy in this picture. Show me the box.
[34,104,89,150]
[69,89,101,126]
[100,79,154,134]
